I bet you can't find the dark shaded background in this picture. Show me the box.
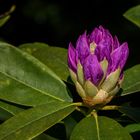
[0,0,140,67]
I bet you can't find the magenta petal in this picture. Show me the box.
[90,26,113,62]
[90,28,102,44]
[113,36,120,50]
[76,32,90,64]
[68,43,78,73]
[109,42,129,73]
[119,43,129,69]
[83,54,104,86]
[99,26,113,46]
[95,42,111,62]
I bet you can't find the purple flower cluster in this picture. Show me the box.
[68,26,129,106]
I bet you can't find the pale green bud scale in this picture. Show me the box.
[69,69,77,84]
[77,61,84,85]
[76,81,86,98]
[84,80,98,97]
[101,68,121,92]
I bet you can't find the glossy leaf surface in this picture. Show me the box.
[20,42,69,81]
[0,42,72,106]
[121,65,140,96]
[0,102,75,140]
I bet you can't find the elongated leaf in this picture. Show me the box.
[0,101,76,140]
[0,73,57,106]
[0,108,12,121]
[124,5,140,28]
[0,101,23,116]
[33,133,58,140]
[125,123,140,133]
[0,94,23,121]
[0,42,72,106]
[20,42,69,81]
[118,105,140,122]
[0,101,55,140]
[70,116,132,140]
[0,16,10,27]
[121,65,140,96]
[0,99,24,121]
[0,5,15,27]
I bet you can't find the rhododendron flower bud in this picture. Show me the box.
[68,26,129,107]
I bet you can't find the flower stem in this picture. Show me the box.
[75,107,87,116]
[73,102,87,116]
[100,105,119,110]
[73,102,85,107]
[91,110,100,140]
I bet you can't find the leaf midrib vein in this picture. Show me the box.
[0,71,64,102]
[0,104,74,140]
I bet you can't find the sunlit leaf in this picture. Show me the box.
[20,42,69,82]
[0,42,72,106]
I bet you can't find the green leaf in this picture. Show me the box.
[33,133,59,140]
[0,102,55,140]
[0,42,72,106]
[0,108,12,121]
[118,105,140,122]
[121,65,140,96]
[70,116,132,140]
[0,72,58,106]
[0,102,76,140]
[0,100,23,121]
[0,101,23,116]
[0,16,10,27]
[124,5,140,28]
[0,5,15,27]
[20,42,69,82]
[125,123,140,133]
[64,116,77,139]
